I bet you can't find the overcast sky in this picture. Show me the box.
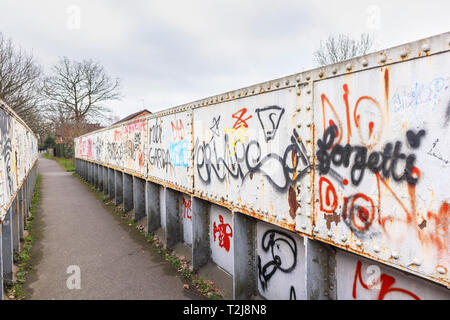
[1,0,449,120]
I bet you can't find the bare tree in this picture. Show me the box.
[43,57,121,125]
[313,33,375,67]
[0,33,44,132]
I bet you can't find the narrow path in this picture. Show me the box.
[26,158,202,300]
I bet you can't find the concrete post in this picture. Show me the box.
[305,238,337,300]
[97,165,103,192]
[114,171,123,206]
[123,173,133,212]
[2,209,14,285]
[81,161,85,180]
[93,164,98,188]
[232,211,257,300]
[88,162,91,183]
[108,168,115,201]
[103,166,108,195]
[133,177,145,221]
[165,188,181,248]
[145,181,160,232]
[191,197,210,272]
[18,187,24,241]
[12,199,19,253]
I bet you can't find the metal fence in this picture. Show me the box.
[75,32,450,299]
[0,100,39,299]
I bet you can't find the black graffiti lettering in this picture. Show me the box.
[317,124,422,186]
[406,129,426,149]
[148,147,173,171]
[149,122,162,144]
[255,106,285,142]
[196,129,311,191]
[0,108,13,197]
[257,230,297,291]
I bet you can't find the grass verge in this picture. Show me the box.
[42,154,75,172]
[73,172,223,300]
[6,174,41,300]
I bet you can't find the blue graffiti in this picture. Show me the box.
[391,77,449,113]
[170,140,189,168]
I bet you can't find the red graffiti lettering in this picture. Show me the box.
[171,119,185,141]
[213,215,232,252]
[352,261,420,300]
[232,108,252,129]
[319,177,338,213]
[182,198,192,221]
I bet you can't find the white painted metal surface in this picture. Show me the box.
[313,52,450,286]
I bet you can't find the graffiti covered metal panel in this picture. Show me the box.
[147,111,193,191]
[313,52,450,286]
[122,119,147,176]
[0,101,38,220]
[335,250,450,299]
[193,87,314,233]
[257,221,306,300]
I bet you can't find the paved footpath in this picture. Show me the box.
[26,158,203,300]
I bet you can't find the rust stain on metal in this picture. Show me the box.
[418,219,427,229]
[288,186,298,220]
[324,212,340,230]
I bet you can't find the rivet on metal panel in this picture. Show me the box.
[400,48,408,58]
[391,251,400,259]
[251,89,255,94]
[305,75,310,81]
[296,87,301,96]
[301,223,306,229]
[346,63,352,71]
[412,258,421,266]
[380,54,387,63]
[373,245,380,253]
[297,123,301,128]
[421,43,430,52]
[340,234,347,242]
[238,92,241,97]
[285,79,290,86]
[296,76,301,83]
[276,82,280,88]
[296,106,301,112]
[318,71,324,77]
[355,240,362,247]
[361,58,368,67]
[332,68,337,74]
[307,89,311,94]
[305,211,310,218]
[313,227,319,234]
[327,231,333,238]
[437,266,447,274]
[296,208,301,216]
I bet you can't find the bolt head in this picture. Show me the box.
[421,43,430,52]
[437,266,446,275]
